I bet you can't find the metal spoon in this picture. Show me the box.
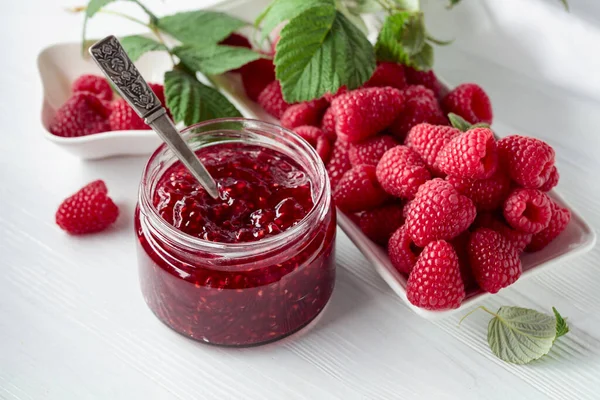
[88,35,219,199]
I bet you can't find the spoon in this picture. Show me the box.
[88,35,219,199]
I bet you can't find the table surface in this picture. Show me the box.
[2,0,600,399]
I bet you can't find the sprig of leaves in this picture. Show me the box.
[461,305,570,365]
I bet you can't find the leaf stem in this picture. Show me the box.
[150,25,176,66]
[459,305,498,326]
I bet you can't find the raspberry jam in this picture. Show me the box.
[135,119,336,346]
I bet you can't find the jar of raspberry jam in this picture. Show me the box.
[135,119,336,346]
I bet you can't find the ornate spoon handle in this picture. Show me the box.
[89,35,219,199]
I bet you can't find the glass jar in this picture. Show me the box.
[135,119,336,347]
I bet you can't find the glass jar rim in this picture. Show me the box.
[138,117,331,253]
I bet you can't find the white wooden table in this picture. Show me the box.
[1,1,599,399]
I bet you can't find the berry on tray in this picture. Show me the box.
[56,180,119,235]
[406,240,465,310]
[376,145,431,199]
[326,139,351,190]
[498,135,556,189]
[72,74,113,102]
[436,127,498,179]
[405,123,461,175]
[359,203,405,245]
[49,92,111,137]
[442,83,493,125]
[389,85,447,140]
[446,170,511,211]
[109,98,150,131]
[258,80,293,119]
[320,106,337,142]
[404,66,442,98]
[364,62,407,89]
[526,200,571,252]
[503,188,552,234]
[468,228,522,293]
[293,126,331,163]
[240,58,276,101]
[281,98,329,129]
[388,225,420,275]
[333,165,388,212]
[473,212,532,252]
[348,135,398,166]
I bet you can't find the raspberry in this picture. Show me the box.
[323,86,347,102]
[359,203,405,245]
[71,74,113,101]
[442,83,493,124]
[49,92,111,137]
[333,165,388,212]
[405,178,477,246]
[148,83,172,119]
[219,33,251,48]
[405,123,461,175]
[468,228,522,293]
[406,240,465,310]
[240,58,276,101]
[436,127,498,179]
[389,86,447,141]
[56,180,119,235]
[280,98,329,129]
[331,87,404,143]
[402,85,437,102]
[497,135,556,189]
[320,107,337,142]
[404,67,442,97]
[257,80,293,118]
[109,98,149,131]
[539,166,559,192]
[364,62,407,89]
[376,145,431,199]
[326,139,351,190]
[450,232,478,291]
[348,135,398,166]
[473,212,532,252]
[503,188,552,234]
[388,225,420,275]
[446,170,511,211]
[526,200,571,252]
[293,126,331,163]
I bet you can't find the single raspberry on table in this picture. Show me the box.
[405,123,461,175]
[468,228,522,293]
[293,126,332,163]
[331,87,404,143]
[333,165,388,212]
[389,86,447,141]
[442,83,493,125]
[109,98,149,131]
[326,139,351,190]
[56,180,119,235]
[497,135,556,189]
[348,135,398,166]
[281,98,329,129]
[257,80,293,119]
[405,178,477,247]
[446,170,511,211]
[526,200,571,252]
[320,106,337,142]
[219,33,252,48]
[404,66,442,98]
[364,62,407,89]
[406,240,465,310]
[473,212,532,252]
[539,166,559,192]
[358,202,405,245]
[388,225,421,275]
[72,74,113,101]
[503,188,552,234]
[436,127,498,179]
[49,92,111,137]
[376,145,431,199]
[240,58,276,101]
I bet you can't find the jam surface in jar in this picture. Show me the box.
[136,142,336,346]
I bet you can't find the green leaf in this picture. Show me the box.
[158,11,247,47]
[275,7,375,102]
[255,0,333,40]
[375,11,433,71]
[553,307,570,339]
[447,0,462,9]
[120,35,167,62]
[448,113,472,132]
[164,69,242,126]
[173,45,264,75]
[487,306,557,365]
[336,0,369,34]
[341,0,383,14]
[426,33,454,46]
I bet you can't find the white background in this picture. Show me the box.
[1,0,600,399]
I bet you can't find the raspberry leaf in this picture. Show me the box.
[120,35,167,62]
[158,11,247,46]
[448,112,472,132]
[255,0,331,41]
[553,307,570,339]
[275,4,376,102]
[164,69,241,126]
[173,45,264,75]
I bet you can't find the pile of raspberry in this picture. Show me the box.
[249,58,571,311]
[48,74,168,137]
